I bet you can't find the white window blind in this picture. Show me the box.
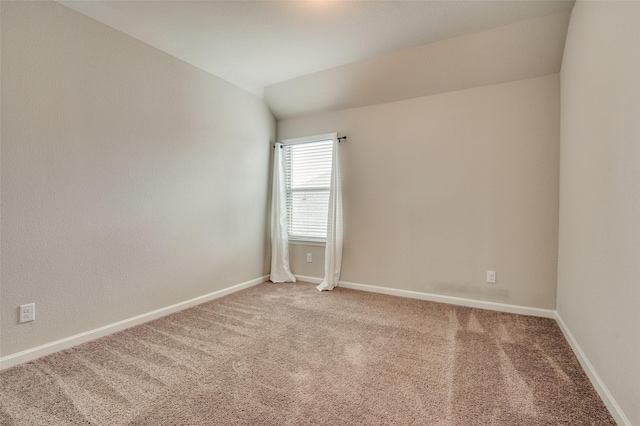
[283,139,333,242]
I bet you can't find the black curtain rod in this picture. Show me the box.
[273,136,346,148]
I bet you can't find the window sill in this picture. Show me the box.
[289,239,326,247]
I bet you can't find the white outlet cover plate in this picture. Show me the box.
[19,303,35,323]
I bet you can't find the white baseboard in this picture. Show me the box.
[339,280,556,318]
[294,274,323,284]
[0,275,268,371]
[295,276,555,318]
[555,312,631,426]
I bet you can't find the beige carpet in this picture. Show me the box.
[0,282,614,425]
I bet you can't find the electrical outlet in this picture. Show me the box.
[487,271,496,284]
[19,303,35,323]
[306,253,312,263]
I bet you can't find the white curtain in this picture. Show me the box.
[317,134,343,291]
[270,143,296,283]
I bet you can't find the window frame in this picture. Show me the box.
[281,133,336,244]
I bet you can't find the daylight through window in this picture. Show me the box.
[283,139,333,242]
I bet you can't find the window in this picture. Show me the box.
[282,137,333,242]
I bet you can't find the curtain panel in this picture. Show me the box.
[269,143,296,283]
[317,134,343,291]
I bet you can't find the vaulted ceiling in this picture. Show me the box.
[59,1,574,119]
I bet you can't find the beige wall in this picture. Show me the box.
[557,1,640,424]
[0,2,275,357]
[279,74,560,309]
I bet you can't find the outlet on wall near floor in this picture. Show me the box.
[487,271,496,284]
[19,303,35,323]
[306,253,312,263]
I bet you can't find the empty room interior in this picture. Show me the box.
[1,0,638,424]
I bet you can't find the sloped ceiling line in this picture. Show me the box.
[57,1,574,119]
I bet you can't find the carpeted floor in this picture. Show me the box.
[0,282,614,425]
